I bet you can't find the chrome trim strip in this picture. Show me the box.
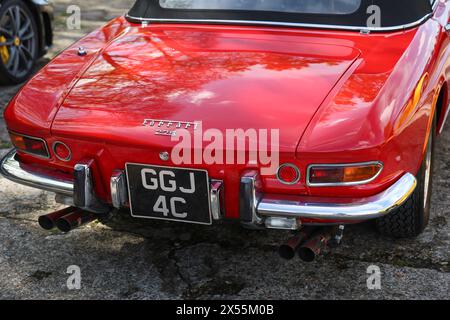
[306,161,384,187]
[210,179,224,220]
[0,149,73,195]
[258,173,417,221]
[126,13,433,32]
[432,0,439,11]
[110,170,128,209]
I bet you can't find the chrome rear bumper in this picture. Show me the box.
[0,149,73,195]
[240,171,417,229]
[1,149,417,229]
[258,174,417,221]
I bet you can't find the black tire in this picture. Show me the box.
[0,0,38,85]
[376,115,436,238]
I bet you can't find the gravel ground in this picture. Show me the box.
[0,1,449,300]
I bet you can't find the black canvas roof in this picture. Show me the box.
[127,0,434,31]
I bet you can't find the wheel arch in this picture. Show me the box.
[435,81,449,135]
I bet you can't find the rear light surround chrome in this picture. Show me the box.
[306,162,384,187]
[9,131,50,159]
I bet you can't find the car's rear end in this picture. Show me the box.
[0,0,443,260]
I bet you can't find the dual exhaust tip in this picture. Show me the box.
[38,207,96,233]
[279,227,338,262]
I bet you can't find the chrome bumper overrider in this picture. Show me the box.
[1,149,417,230]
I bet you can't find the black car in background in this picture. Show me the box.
[0,0,53,84]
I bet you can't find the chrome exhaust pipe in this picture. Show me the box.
[297,229,333,262]
[56,210,96,233]
[38,207,78,230]
[278,228,315,260]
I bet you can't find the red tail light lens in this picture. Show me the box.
[308,163,383,186]
[9,132,50,158]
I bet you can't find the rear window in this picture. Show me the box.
[128,0,434,30]
[159,0,362,15]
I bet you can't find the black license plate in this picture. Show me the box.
[126,164,212,225]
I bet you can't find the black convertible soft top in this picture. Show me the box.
[127,0,434,31]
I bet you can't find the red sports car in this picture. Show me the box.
[1,0,449,261]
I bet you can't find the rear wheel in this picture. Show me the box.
[0,0,38,85]
[376,115,436,238]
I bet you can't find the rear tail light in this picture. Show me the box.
[308,162,383,186]
[9,132,50,159]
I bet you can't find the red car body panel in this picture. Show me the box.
[4,2,450,221]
